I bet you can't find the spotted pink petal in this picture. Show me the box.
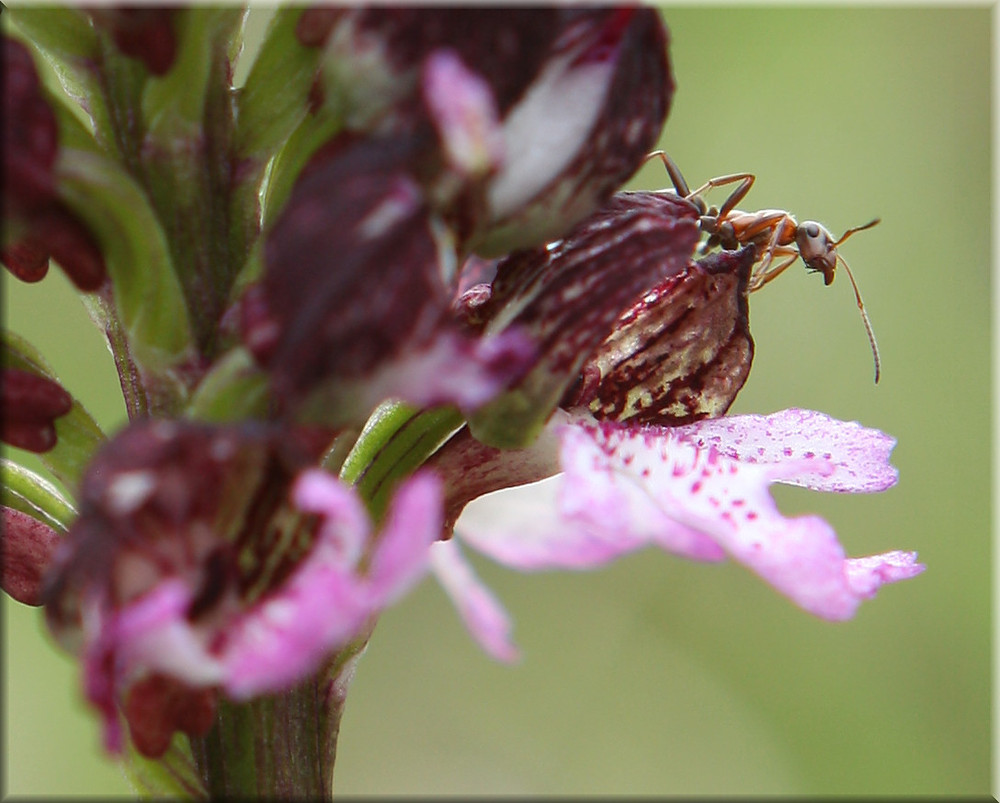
[456,410,922,621]
[682,408,899,493]
[429,538,519,663]
[845,551,925,598]
[456,473,723,570]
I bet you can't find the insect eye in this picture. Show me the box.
[804,221,821,239]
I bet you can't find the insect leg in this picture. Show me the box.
[734,211,793,277]
[748,246,800,292]
[686,172,756,221]
[645,150,692,197]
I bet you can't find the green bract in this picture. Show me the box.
[55,149,194,371]
[1,459,76,533]
[235,8,320,161]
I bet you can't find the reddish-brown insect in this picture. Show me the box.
[646,151,882,383]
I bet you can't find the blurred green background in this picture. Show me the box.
[2,6,990,796]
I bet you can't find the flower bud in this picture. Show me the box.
[467,191,700,448]
[297,8,673,255]
[1,236,49,283]
[1,36,107,290]
[469,8,674,256]
[1,507,61,606]
[88,7,179,76]
[3,36,58,206]
[245,132,533,426]
[1,368,73,453]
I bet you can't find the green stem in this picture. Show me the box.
[195,689,327,799]
[82,286,191,419]
[93,28,147,174]
[80,288,150,419]
[189,639,366,800]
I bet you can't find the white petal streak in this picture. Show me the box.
[489,56,611,219]
[113,580,224,686]
[422,49,505,177]
[458,475,649,570]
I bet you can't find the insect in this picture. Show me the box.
[646,150,882,383]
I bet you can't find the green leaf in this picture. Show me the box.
[55,148,194,371]
[186,347,270,422]
[234,8,320,160]
[3,7,98,71]
[230,238,264,298]
[232,10,341,289]
[467,386,556,450]
[341,401,463,520]
[142,7,246,138]
[45,83,105,154]
[121,733,207,800]
[1,459,77,532]
[2,330,107,490]
[4,8,117,151]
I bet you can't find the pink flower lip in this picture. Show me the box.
[433,407,922,657]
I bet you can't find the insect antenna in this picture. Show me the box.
[834,217,881,247]
[837,252,881,384]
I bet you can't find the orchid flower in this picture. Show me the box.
[432,408,921,661]
[1,7,921,799]
[418,205,923,660]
